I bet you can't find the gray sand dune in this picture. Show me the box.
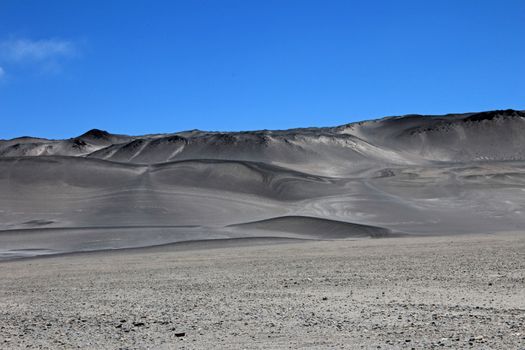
[1,109,525,259]
[229,215,393,238]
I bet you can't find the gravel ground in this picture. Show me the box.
[0,233,524,349]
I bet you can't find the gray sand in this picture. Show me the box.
[1,233,524,349]
[2,110,525,259]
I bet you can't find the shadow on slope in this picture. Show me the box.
[0,156,346,230]
[229,215,394,239]
[342,109,525,162]
[150,159,343,201]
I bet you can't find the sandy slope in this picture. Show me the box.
[228,215,393,238]
[1,109,525,259]
[0,233,523,349]
[1,156,524,258]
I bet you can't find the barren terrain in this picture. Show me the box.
[1,110,525,259]
[1,233,524,349]
[1,109,525,348]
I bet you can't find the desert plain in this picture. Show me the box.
[1,233,524,349]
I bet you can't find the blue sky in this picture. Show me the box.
[1,0,524,139]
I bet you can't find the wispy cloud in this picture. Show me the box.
[0,37,79,77]
[0,38,77,62]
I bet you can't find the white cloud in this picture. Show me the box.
[0,37,79,78]
[0,38,77,62]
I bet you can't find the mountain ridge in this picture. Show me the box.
[1,109,524,175]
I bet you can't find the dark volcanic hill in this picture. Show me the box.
[1,109,524,259]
